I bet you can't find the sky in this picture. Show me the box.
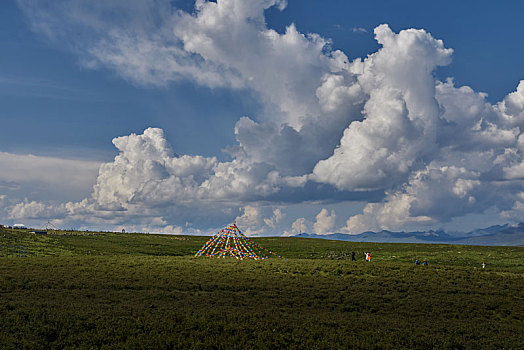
[1,0,523,236]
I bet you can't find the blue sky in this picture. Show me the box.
[1,0,523,236]
[1,0,253,160]
[267,0,523,102]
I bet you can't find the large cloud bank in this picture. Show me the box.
[10,0,524,234]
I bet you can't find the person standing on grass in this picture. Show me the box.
[351,251,356,261]
[365,252,371,262]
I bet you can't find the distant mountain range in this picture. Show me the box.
[294,222,524,246]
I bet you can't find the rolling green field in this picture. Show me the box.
[1,228,523,349]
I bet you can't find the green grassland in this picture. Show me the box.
[1,228,523,349]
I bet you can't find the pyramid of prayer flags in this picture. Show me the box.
[194,223,284,260]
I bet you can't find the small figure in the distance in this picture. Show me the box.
[422,261,428,266]
[415,259,419,265]
[482,262,486,269]
[365,252,372,262]
[351,251,356,261]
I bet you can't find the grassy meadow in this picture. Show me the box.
[1,228,523,349]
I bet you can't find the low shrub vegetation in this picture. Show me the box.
[1,228,523,348]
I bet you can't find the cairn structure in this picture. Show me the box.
[194,223,284,260]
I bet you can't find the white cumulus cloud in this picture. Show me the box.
[313,208,336,234]
[11,0,524,235]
